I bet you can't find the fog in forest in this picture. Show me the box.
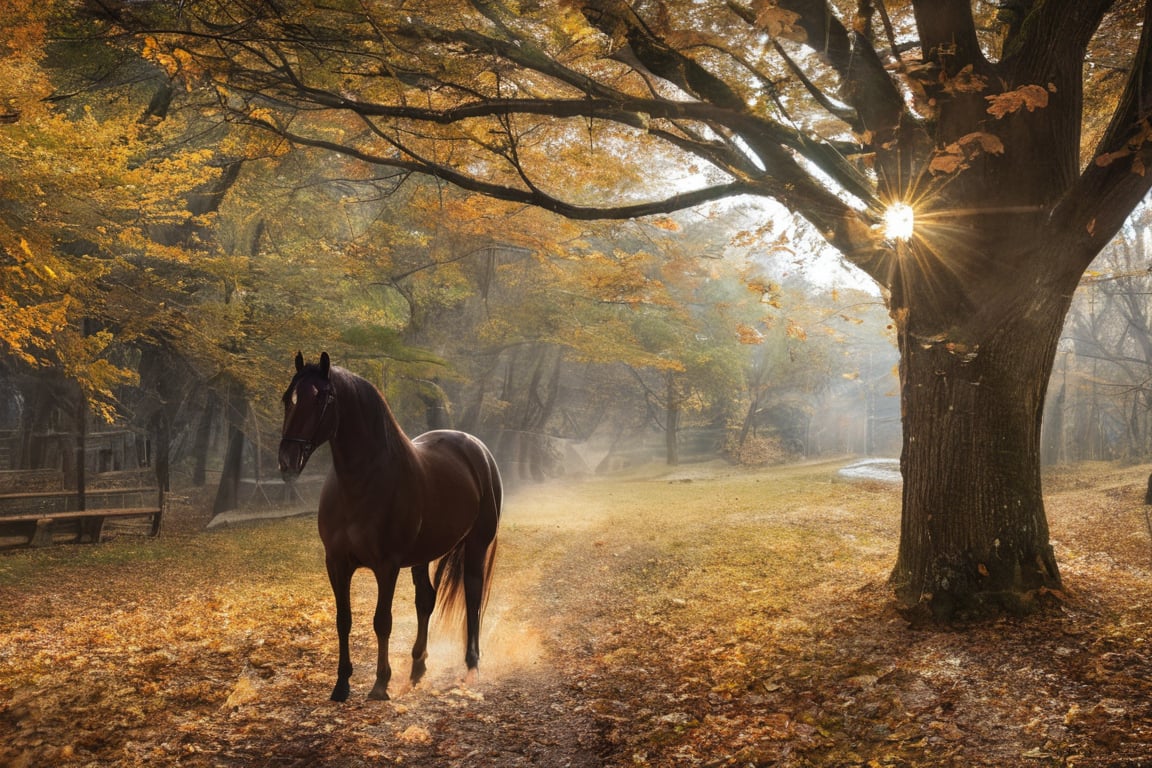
[5,195,1152,521]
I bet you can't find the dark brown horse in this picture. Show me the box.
[278,352,501,701]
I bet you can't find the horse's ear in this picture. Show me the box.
[295,351,304,372]
[319,351,331,378]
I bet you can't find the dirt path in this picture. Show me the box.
[277,476,628,768]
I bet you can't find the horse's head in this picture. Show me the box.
[279,351,338,480]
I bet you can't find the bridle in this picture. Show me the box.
[282,384,337,463]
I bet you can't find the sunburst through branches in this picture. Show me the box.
[883,202,915,241]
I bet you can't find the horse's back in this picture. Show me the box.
[413,429,500,494]
[406,429,501,561]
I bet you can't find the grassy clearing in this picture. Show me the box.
[1,459,1151,767]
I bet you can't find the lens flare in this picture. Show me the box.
[883,202,915,242]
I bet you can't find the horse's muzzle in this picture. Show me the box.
[278,439,312,480]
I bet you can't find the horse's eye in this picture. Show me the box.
[291,389,298,406]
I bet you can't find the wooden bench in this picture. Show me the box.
[0,506,162,548]
[0,482,163,549]
[0,485,155,508]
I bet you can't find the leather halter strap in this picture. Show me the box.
[282,386,337,456]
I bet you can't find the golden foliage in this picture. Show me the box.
[735,323,764,345]
[753,0,805,41]
[0,5,226,417]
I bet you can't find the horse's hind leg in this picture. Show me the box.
[325,557,355,702]
[409,564,436,685]
[462,539,489,682]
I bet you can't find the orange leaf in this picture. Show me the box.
[986,84,1049,119]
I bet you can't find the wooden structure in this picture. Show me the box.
[0,430,162,550]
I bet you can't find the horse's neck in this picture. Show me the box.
[329,373,414,479]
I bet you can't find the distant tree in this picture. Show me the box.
[1056,213,1152,462]
[733,275,898,459]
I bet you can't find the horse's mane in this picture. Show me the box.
[328,365,411,457]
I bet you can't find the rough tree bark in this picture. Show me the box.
[892,271,1074,615]
[874,0,1146,616]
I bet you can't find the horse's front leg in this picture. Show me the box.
[368,566,400,700]
[325,557,355,702]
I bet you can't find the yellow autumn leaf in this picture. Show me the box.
[222,674,260,709]
[941,64,989,95]
[249,107,277,126]
[735,323,764,345]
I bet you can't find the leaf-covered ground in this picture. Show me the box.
[2,460,1151,767]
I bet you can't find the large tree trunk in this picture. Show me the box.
[876,0,1117,617]
[891,264,1073,618]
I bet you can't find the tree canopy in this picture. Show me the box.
[93,1,1152,277]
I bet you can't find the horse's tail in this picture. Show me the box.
[434,452,501,631]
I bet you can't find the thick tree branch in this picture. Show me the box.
[768,0,919,201]
[910,0,986,75]
[251,120,760,219]
[1055,0,1152,269]
[246,107,891,284]
[1001,0,1113,76]
[578,0,747,111]
[769,39,862,132]
[230,60,883,210]
[770,0,907,137]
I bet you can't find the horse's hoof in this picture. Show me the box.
[330,682,351,702]
[464,668,479,685]
[367,684,390,701]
